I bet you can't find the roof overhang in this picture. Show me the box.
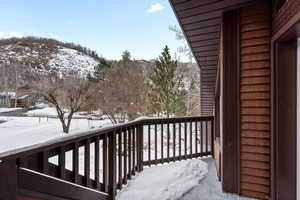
[169,0,256,69]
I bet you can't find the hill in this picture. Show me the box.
[0,37,100,76]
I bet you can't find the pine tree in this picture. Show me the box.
[149,46,186,117]
[88,58,111,82]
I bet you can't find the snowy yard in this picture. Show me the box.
[0,116,112,153]
[0,107,22,113]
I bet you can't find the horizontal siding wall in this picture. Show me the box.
[239,2,271,200]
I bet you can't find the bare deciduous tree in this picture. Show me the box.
[96,59,149,123]
[33,73,94,133]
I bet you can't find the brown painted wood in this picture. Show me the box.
[0,160,17,200]
[221,9,240,194]
[18,168,110,200]
[275,40,297,200]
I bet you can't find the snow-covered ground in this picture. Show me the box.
[0,107,22,113]
[0,116,112,153]
[117,159,208,200]
[26,107,59,117]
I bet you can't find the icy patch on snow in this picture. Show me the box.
[117,159,208,200]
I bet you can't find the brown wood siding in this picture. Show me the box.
[273,0,300,36]
[239,3,271,200]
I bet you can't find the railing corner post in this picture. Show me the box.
[0,159,17,200]
[108,132,116,199]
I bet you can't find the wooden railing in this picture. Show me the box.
[0,116,214,200]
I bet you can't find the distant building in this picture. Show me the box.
[10,95,30,108]
[0,92,15,108]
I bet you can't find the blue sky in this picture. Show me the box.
[0,0,188,61]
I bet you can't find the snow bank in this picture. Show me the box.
[117,159,208,200]
[0,108,22,113]
[26,107,59,117]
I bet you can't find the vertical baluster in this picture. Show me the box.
[139,124,144,171]
[195,121,198,154]
[85,139,91,187]
[59,146,65,180]
[123,129,128,184]
[179,123,181,159]
[161,123,163,164]
[206,121,208,155]
[173,123,176,161]
[167,122,170,163]
[42,151,49,174]
[155,123,158,165]
[190,120,193,157]
[128,127,132,179]
[132,127,136,175]
[108,131,116,198]
[211,119,214,156]
[184,121,187,159]
[103,134,108,193]
[200,121,203,156]
[118,131,122,189]
[148,124,151,165]
[95,136,100,190]
[73,142,79,184]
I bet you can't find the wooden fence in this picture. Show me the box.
[0,116,214,200]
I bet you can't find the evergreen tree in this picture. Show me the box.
[122,50,132,64]
[88,58,111,82]
[149,46,186,117]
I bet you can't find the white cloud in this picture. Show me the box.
[9,32,22,38]
[0,32,4,38]
[148,3,164,13]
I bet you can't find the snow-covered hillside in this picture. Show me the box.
[48,47,98,76]
[0,39,99,76]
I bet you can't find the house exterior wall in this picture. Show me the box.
[239,2,271,199]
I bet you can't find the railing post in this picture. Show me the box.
[0,159,17,200]
[211,118,215,158]
[108,131,116,199]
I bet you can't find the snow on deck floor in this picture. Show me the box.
[117,159,208,200]
[117,158,257,200]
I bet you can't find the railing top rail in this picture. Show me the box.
[0,115,214,163]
